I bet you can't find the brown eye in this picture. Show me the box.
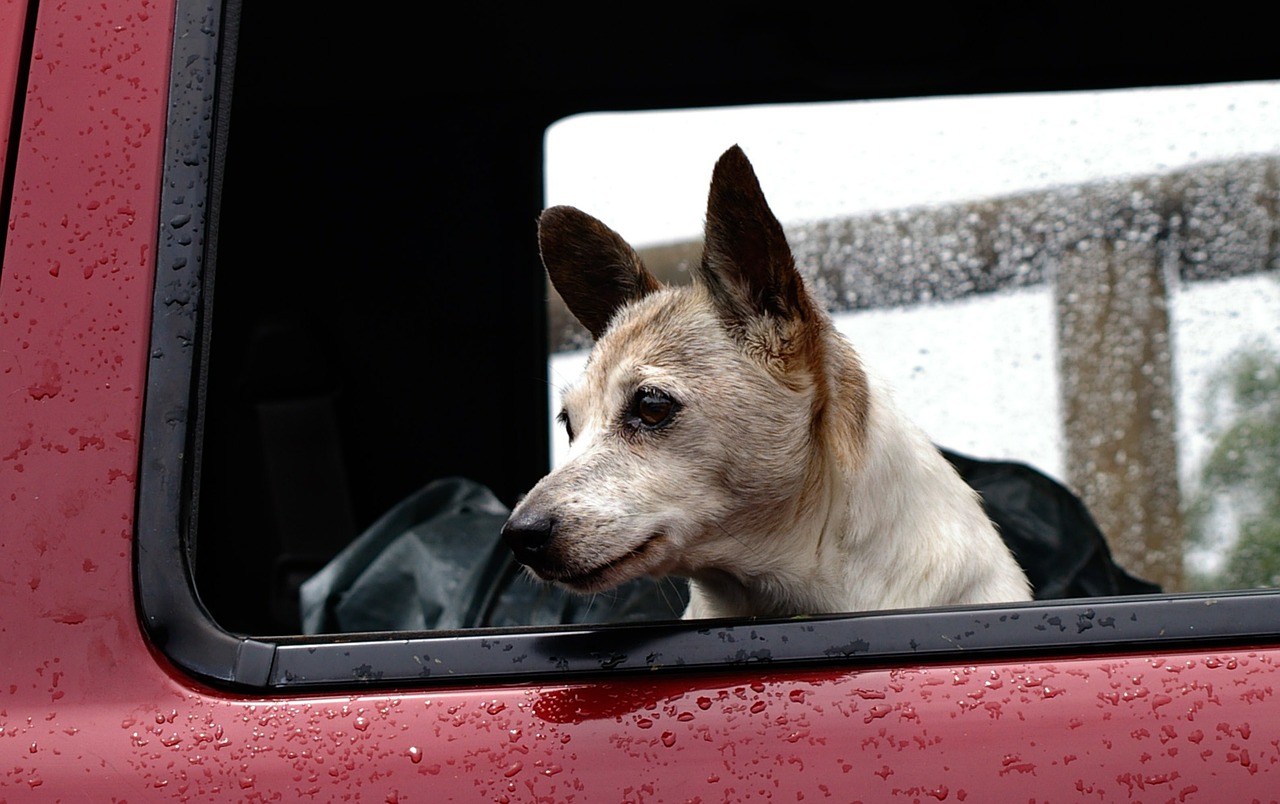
[630,387,678,429]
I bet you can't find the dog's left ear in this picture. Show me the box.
[540,206,661,340]
[695,146,818,337]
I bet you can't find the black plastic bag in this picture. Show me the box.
[299,478,686,634]
[942,449,1160,599]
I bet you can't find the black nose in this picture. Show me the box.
[501,509,557,564]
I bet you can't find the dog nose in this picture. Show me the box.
[501,509,557,563]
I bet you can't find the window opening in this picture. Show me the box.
[139,8,1280,685]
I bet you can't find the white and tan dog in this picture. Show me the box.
[502,145,1031,620]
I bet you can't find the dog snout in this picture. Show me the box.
[501,509,557,565]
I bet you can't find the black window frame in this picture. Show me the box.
[136,0,1280,691]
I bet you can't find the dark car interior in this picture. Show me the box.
[192,6,1277,636]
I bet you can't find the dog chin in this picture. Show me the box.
[545,533,671,594]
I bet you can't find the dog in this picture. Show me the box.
[502,145,1031,620]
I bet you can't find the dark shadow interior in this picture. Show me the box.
[194,5,1278,634]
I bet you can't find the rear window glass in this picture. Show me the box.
[543,82,1280,597]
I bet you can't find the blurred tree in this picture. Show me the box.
[1186,343,1280,589]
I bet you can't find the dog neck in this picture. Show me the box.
[682,340,871,619]
[684,345,1021,620]
[819,371,1030,611]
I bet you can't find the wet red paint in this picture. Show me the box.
[0,1,25,176]
[4,2,1280,799]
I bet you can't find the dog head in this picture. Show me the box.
[502,145,867,595]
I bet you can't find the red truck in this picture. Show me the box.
[4,1,1279,799]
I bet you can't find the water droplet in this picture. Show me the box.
[863,704,892,723]
[661,731,676,748]
[406,746,422,764]
[353,716,369,731]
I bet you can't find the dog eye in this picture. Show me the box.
[630,387,678,429]
[560,412,581,442]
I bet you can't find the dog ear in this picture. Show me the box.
[695,146,815,332]
[539,205,661,340]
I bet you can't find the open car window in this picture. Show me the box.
[136,0,1280,690]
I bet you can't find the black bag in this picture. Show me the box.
[942,449,1160,599]
[299,478,686,634]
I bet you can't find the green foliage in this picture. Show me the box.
[1186,344,1280,589]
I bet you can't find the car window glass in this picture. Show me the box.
[545,81,1280,595]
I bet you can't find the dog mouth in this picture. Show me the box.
[550,533,669,592]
